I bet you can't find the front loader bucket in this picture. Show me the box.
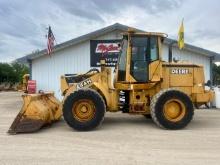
[8,92,62,134]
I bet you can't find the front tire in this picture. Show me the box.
[150,89,194,129]
[63,89,106,131]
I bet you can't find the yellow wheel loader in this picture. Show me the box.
[8,30,214,134]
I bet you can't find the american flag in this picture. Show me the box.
[47,26,55,55]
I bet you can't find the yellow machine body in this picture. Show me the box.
[22,74,30,92]
[61,63,213,115]
[9,30,214,133]
[61,31,214,115]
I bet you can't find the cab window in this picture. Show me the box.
[150,37,158,61]
[130,36,149,82]
[130,36,159,82]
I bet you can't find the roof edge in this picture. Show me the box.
[17,22,220,63]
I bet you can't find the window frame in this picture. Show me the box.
[129,35,159,82]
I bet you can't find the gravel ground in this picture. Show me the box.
[0,91,220,165]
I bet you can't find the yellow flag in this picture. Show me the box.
[178,20,184,49]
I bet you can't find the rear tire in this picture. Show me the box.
[63,89,106,131]
[150,89,194,129]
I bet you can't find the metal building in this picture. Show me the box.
[18,23,220,99]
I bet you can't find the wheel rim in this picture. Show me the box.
[72,99,96,122]
[163,99,186,122]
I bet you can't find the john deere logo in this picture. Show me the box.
[171,69,189,74]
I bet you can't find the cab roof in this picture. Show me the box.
[123,31,168,38]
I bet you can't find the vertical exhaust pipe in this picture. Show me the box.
[168,40,176,63]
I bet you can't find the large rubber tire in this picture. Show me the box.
[63,89,106,131]
[150,89,194,129]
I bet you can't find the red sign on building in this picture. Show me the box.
[95,43,120,53]
[90,39,121,67]
[27,80,36,94]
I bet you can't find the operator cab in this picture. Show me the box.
[117,31,165,83]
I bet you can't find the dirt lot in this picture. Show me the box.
[0,92,220,165]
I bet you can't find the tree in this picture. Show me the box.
[11,62,29,83]
[212,63,220,85]
[0,62,29,83]
[0,63,14,82]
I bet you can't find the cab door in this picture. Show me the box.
[130,36,159,82]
